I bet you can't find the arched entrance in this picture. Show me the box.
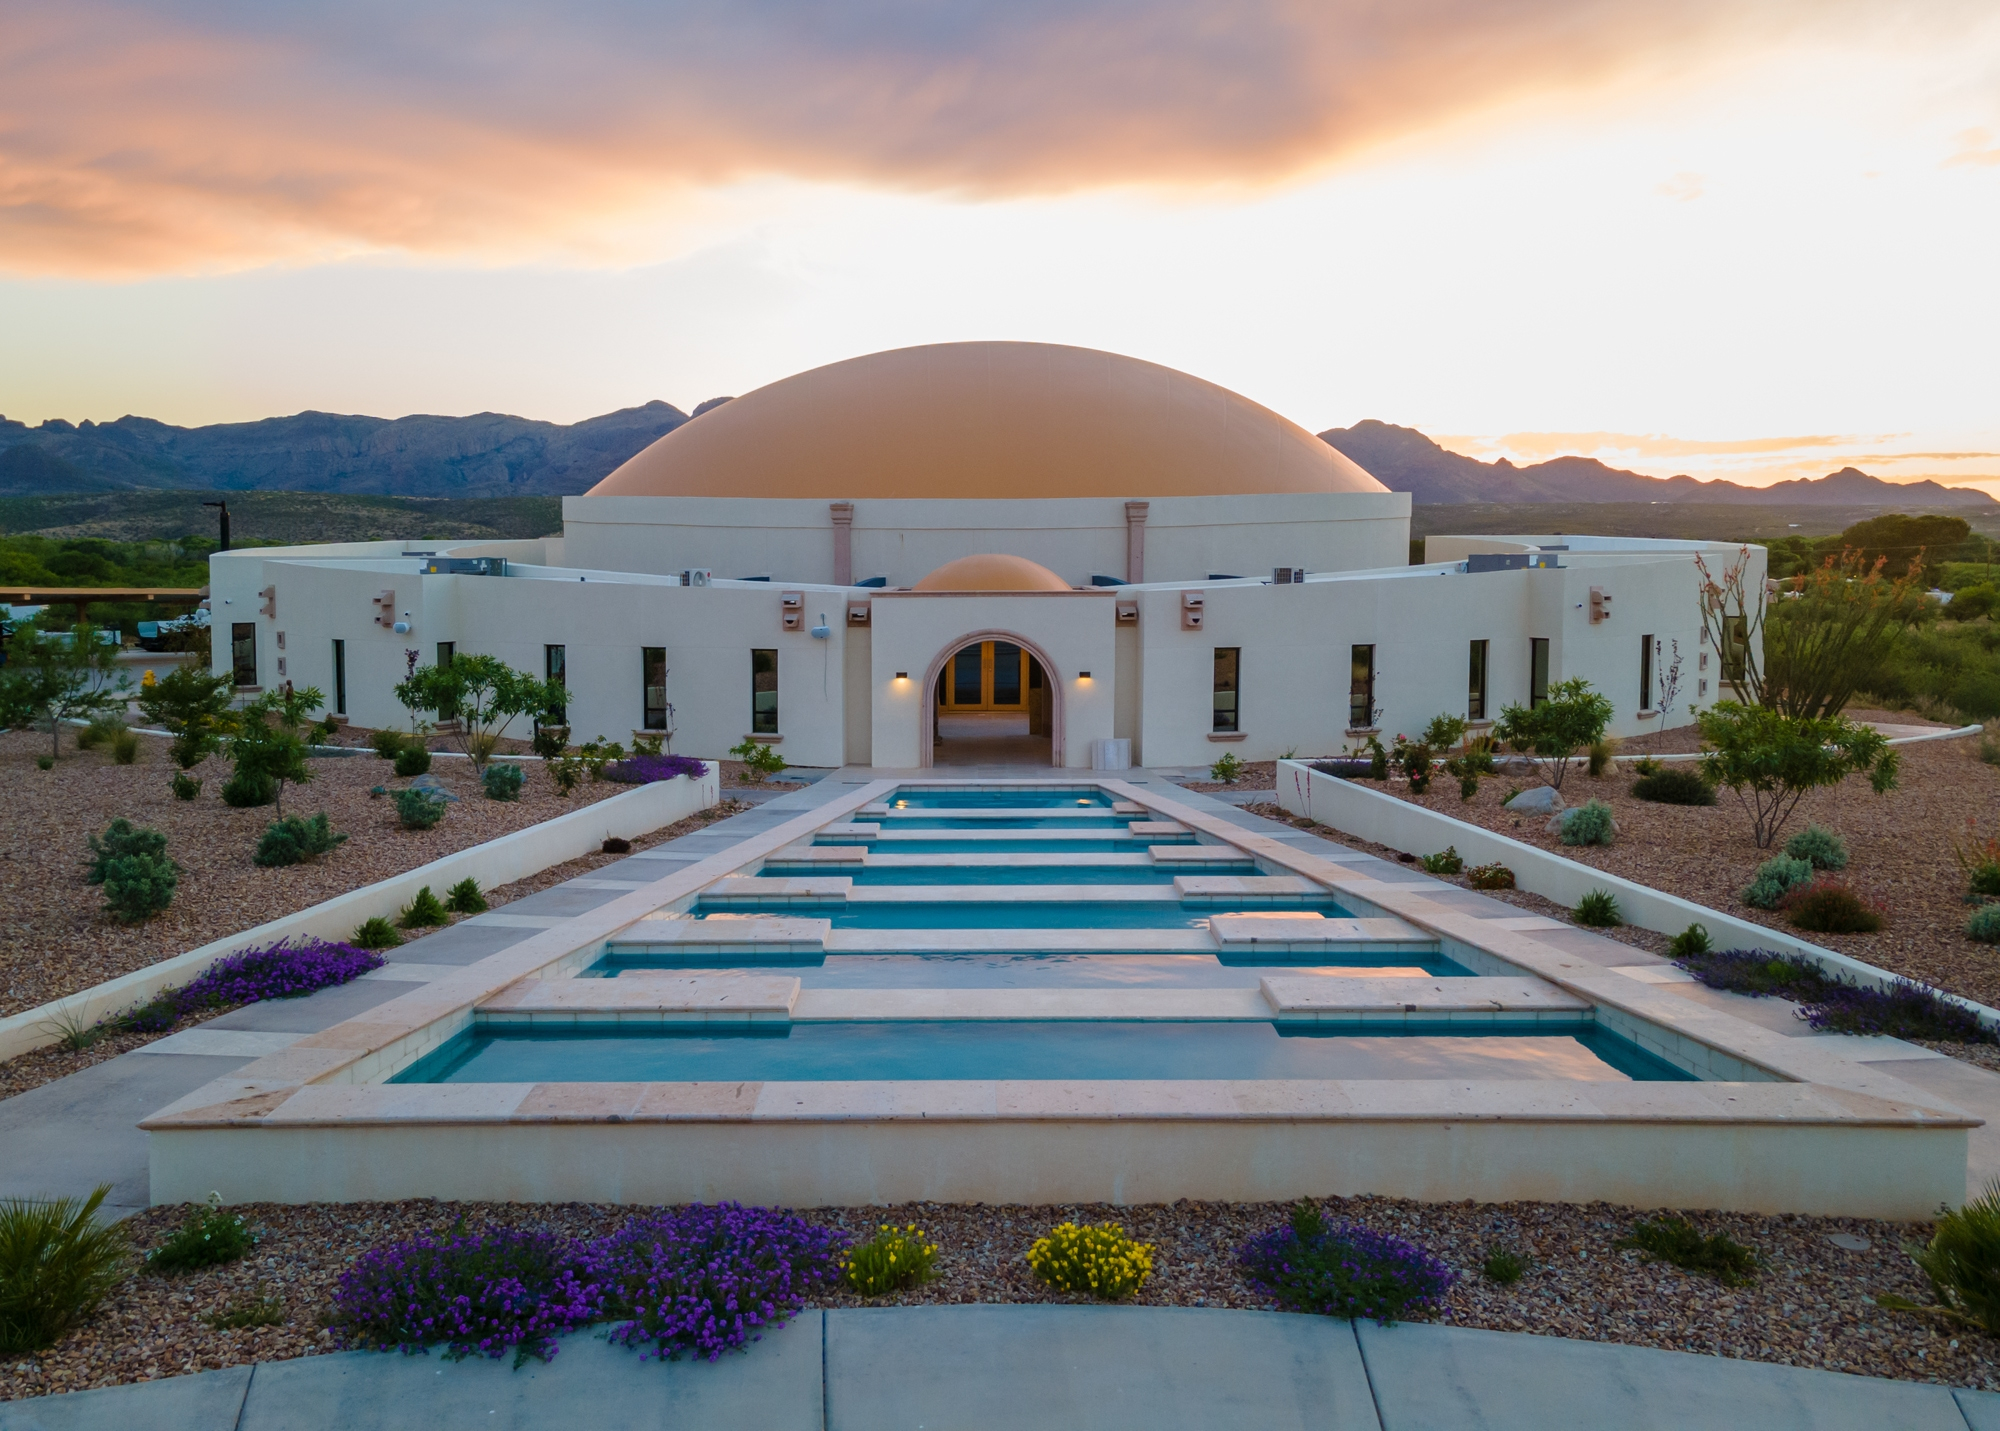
[920,631,1062,767]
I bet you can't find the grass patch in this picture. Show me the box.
[1482,1249,1530,1285]
[146,1196,255,1274]
[1572,890,1622,927]
[1618,1217,1759,1287]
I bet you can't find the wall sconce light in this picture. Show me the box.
[894,672,909,681]
[1078,671,1092,680]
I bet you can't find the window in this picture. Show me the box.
[435,642,457,720]
[544,644,567,725]
[1212,647,1240,733]
[1721,615,1748,684]
[1467,640,1489,721]
[230,623,257,687]
[1349,645,1375,729]
[751,649,778,734]
[643,647,669,731]
[1529,638,1550,708]
[332,639,346,715]
[1639,635,1655,710]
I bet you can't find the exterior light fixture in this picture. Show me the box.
[1078,671,1092,680]
[894,672,908,680]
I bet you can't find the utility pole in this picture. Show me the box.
[202,500,230,552]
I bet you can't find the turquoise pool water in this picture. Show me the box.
[590,950,1474,983]
[820,838,1190,854]
[757,864,1254,885]
[395,1019,1691,1084]
[691,899,1349,929]
[869,815,1134,830]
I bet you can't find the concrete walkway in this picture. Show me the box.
[3,1306,1995,1430]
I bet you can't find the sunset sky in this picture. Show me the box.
[2,1,1996,490]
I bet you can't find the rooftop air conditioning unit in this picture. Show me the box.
[1273,567,1304,584]
[681,569,712,587]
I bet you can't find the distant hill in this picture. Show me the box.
[1320,420,1995,510]
[0,491,562,544]
[0,402,690,498]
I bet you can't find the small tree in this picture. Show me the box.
[1696,701,1898,849]
[0,617,129,760]
[229,685,325,819]
[1653,638,1683,736]
[396,655,556,770]
[1493,678,1613,792]
[136,665,240,779]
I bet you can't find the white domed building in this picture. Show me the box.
[210,343,1751,769]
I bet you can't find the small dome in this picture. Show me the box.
[912,554,1072,592]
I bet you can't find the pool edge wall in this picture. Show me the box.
[150,1110,1965,1219]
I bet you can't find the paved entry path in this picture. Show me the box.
[3,1306,1996,1430]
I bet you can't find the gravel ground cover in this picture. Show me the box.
[0,801,750,1103]
[1280,725,2000,1009]
[0,729,634,1019]
[1,1195,1983,1403]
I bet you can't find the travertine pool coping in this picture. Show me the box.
[140,775,1981,1216]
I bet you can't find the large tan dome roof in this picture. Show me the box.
[912,554,1072,592]
[587,342,1386,501]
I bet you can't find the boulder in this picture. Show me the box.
[1503,785,1563,813]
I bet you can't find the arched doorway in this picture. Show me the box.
[921,631,1062,767]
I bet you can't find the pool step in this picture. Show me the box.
[702,876,857,903]
[1260,975,1589,1026]
[818,822,883,842]
[605,924,1441,958]
[1128,821,1190,838]
[870,806,1138,821]
[616,914,831,955]
[1174,875,1317,902]
[480,974,801,1025]
[771,844,867,863]
[849,828,1191,844]
[1210,913,1432,953]
[766,853,1228,871]
[1150,846,1251,868]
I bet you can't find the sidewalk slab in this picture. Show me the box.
[1358,1321,1969,1430]
[825,1304,1378,1431]
[0,1364,249,1431]
[1959,1388,2000,1429]
[235,1321,822,1430]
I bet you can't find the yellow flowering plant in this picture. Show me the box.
[841,1223,939,1296]
[1026,1221,1154,1301]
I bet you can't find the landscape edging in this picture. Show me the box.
[0,768,720,1062]
[1605,722,1980,765]
[1275,758,2000,1030]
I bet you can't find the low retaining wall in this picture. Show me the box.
[0,768,720,1062]
[1275,759,2000,1029]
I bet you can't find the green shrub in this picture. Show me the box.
[841,1222,939,1296]
[394,787,447,830]
[145,1194,254,1275]
[86,818,167,884]
[171,771,202,801]
[369,729,406,759]
[102,853,178,923]
[35,755,52,771]
[1742,854,1815,910]
[1208,752,1243,784]
[1559,799,1615,847]
[253,813,347,867]
[1780,878,1885,934]
[1467,863,1516,890]
[392,744,432,778]
[531,724,569,760]
[1981,720,2000,768]
[1618,1217,1758,1286]
[399,885,448,929]
[1956,822,2000,898]
[1458,773,1480,801]
[1631,767,1716,805]
[1668,923,1713,959]
[1879,1181,2000,1335]
[1573,889,1622,927]
[1784,824,1850,871]
[1586,737,1618,778]
[205,1290,287,1330]
[1483,1249,1530,1285]
[1632,755,1663,777]
[351,916,403,950]
[1026,1221,1154,1301]
[445,877,488,915]
[1420,846,1463,875]
[728,737,788,784]
[482,763,525,801]
[108,727,141,764]
[1967,905,2000,944]
[76,716,124,751]
[548,754,584,796]
[0,1185,129,1355]
[220,767,276,808]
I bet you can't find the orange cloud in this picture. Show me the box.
[0,0,1899,276]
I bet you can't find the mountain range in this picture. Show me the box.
[0,403,1987,509]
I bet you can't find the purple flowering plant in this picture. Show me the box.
[1238,1202,1456,1324]
[603,754,709,786]
[108,938,384,1035]
[1675,947,1992,1044]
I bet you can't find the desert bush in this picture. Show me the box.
[75,716,123,751]
[530,724,569,760]
[1560,799,1615,847]
[1667,923,1713,959]
[1573,890,1622,927]
[1784,824,1850,871]
[393,743,432,777]
[220,767,276,808]
[35,755,52,770]
[108,727,141,764]
[1967,905,2000,944]
[1420,846,1463,875]
[1632,755,1664,777]
[1618,1218,1758,1286]
[395,787,447,830]
[1237,1201,1455,1323]
[370,728,407,759]
[1467,863,1516,890]
[1391,734,1435,794]
[1483,1249,1530,1286]
[1586,737,1619,778]
[548,754,584,796]
[254,812,347,868]
[1697,701,1897,848]
[728,738,788,784]
[1027,1222,1154,1301]
[1631,767,1716,806]
[1742,854,1815,910]
[482,763,525,801]
[1879,1182,2000,1336]
[1493,678,1613,792]
[146,1193,255,1274]
[171,772,201,801]
[445,878,488,915]
[841,1223,939,1296]
[399,885,449,929]
[206,1290,287,1330]
[1956,819,2000,898]
[1779,877,1885,934]
[85,818,167,883]
[1208,752,1242,783]
[0,1185,129,1354]
[101,852,179,923]
[351,916,403,950]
